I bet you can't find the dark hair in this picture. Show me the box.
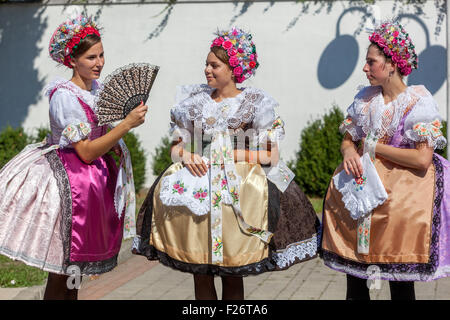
[369,43,392,62]
[210,46,231,68]
[72,34,102,58]
[368,42,406,78]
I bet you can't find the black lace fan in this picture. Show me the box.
[96,63,159,126]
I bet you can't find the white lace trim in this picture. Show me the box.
[403,127,447,149]
[159,161,237,216]
[257,117,286,145]
[172,84,279,135]
[0,245,65,275]
[323,259,450,282]
[44,76,102,112]
[159,171,210,216]
[272,235,318,269]
[342,85,447,149]
[264,161,295,193]
[333,153,388,220]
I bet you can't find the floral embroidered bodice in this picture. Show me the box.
[340,85,446,150]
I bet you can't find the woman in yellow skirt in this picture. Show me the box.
[132,27,320,300]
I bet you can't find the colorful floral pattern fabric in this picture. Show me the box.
[369,20,418,76]
[49,15,101,68]
[413,119,443,138]
[172,181,187,195]
[61,122,91,143]
[210,27,259,83]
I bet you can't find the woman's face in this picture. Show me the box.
[204,51,233,88]
[70,41,104,80]
[363,45,395,86]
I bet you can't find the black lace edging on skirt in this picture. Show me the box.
[136,241,278,277]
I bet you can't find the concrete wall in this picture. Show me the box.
[0,0,447,186]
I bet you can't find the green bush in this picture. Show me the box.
[122,132,147,192]
[436,121,448,159]
[152,135,173,176]
[110,131,147,193]
[0,126,32,170]
[33,127,51,143]
[288,105,345,197]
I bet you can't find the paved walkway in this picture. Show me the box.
[3,236,450,300]
[75,254,450,300]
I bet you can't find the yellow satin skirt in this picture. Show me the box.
[322,157,435,264]
[149,162,270,267]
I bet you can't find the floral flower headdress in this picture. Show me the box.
[368,20,418,76]
[49,15,101,68]
[210,27,259,83]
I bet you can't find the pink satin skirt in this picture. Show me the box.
[57,148,123,262]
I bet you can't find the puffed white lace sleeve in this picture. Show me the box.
[170,84,214,143]
[49,89,91,148]
[169,105,192,143]
[339,86,381,141]
[252,92,285,147]
[403,88,447,149]
[251,90,294,192]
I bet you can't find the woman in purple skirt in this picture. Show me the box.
[321,20,450,300]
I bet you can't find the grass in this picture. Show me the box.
[309,197,324,214]
[0,255,48,288]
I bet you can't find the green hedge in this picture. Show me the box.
[151,135,173,176]
[119,132,147,193]
[0,126,32,169]
[436,121,448,159]
[288,105,345,197]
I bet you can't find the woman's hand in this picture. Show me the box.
[182,151,208,177]
[72,102,148,164]
[340,133,363,177]
[342,147,363,177]
[123,102,148,129]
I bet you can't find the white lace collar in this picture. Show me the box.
[350,85,427,139]
[44,77,102,112]
[176,84,274,134]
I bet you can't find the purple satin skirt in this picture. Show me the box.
[57,148,123,262]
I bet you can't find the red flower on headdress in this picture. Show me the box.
[249,61,256,69]
[222,41,233,50]
[233,66,243,76]
[72,36,81,45]
[212,37,224,47]
[229,56,239,67]
[227,47,237,56]
[235,75,244,83]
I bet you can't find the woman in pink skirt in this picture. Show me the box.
[0,15,148,299]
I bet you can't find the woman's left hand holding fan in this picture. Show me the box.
[122,101,149,130]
